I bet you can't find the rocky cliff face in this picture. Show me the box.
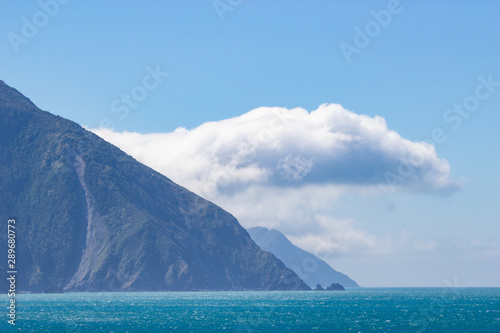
[0,81,310,292]
[248,227,359,288]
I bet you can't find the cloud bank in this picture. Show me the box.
[91,104,459,257]
[93,103,458,196]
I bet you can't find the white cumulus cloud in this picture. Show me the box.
[92,104,459,197]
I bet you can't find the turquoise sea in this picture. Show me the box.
[2,288,499,332]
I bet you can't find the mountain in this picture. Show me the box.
[0,80,310,292]
[248,227,359,288]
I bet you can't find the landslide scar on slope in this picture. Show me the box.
[66,154,110,290]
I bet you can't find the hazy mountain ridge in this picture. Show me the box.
[248,227,359,288]
[0,80,310,292]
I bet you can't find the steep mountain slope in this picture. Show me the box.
[248,227,359,288]
[0,80,309,292]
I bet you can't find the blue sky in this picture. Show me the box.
[1,0,499,287]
